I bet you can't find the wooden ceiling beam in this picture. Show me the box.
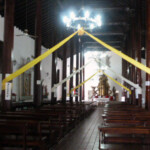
[85,46,121,49]
[84,46,122,51]
[103,22,128,26]
[84,41,122,44]
[94,7,130,11]
[83,32,124,36]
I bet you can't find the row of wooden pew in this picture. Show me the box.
[0,102,95,150]
[98,102,150,149]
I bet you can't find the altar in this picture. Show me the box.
[90,74,116,102]
[96,97,109,103]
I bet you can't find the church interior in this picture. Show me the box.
[0,0,150,149]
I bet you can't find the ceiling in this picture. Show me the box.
[0,0,146,57]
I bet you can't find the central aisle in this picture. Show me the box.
[54,106,103,150]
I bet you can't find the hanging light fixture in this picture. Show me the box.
[62,9,102,30]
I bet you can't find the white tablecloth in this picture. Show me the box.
[95,98,109,103]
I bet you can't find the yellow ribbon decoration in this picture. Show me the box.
[68,69,131,96]
[2,30,79,90]
[68,70,101,96]
[84,30,150,75]
[102,71,131,95]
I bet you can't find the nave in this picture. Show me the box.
[1,0,150,149]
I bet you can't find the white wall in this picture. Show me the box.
[84,51,122,100]
[0,15,54,101]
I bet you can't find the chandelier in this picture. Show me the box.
[63,10,102,30]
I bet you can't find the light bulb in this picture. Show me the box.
[77,24,81,30]
[95,15,101,21]
[70,12,75,19]
[90,24,94,29]
[66,23,70,27]
[85,11,90,18]
[63,16,69,23]
[97,20,102,26]
[95,15,102,26]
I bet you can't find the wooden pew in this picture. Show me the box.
[98,102,150,149]
[98,126,150,149]
[103,119,150,126]
[0,102,96,149]
[0,120,48,150]
[0,112,68,149]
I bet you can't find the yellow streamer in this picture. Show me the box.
[68,69,131,96]
[84,30,150,75]
[102,71,131,95]
[2,30,79,90]
[68,70,100,96]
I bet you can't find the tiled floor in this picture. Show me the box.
[54,106,103,150]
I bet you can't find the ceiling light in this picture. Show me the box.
[95,15,102,26]
[85,11,90,18]
[66,23,70,27]
[90,24,94,30]
[95,15,101,21]
[77,24,81,30]
[63,16,70,23]
[62,9,102,30]
[70,12,75,19]
[97,20,102,26]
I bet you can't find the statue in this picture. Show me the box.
[112,86,116,100]
[91,86,98,100]
[97,75,111,97]
[90,74,115,100]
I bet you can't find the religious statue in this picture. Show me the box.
[18,58,33,100]
[91,86,98,99]
[90,75,114,100]
[112,86,116,97]
[97,75,111,97]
